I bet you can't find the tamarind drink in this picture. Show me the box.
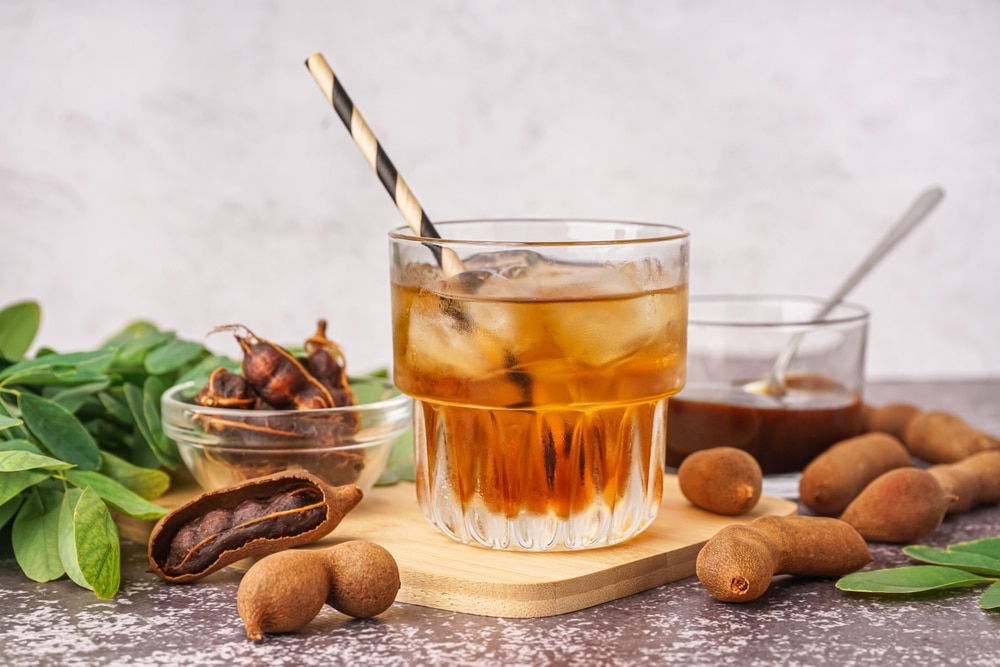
[389,220,689,551]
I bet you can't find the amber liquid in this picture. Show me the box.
[666,376,863,475]
[392,265,686,549]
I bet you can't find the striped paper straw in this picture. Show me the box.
[305,53,464,276]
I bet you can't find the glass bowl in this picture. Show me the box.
[161,375,412,493]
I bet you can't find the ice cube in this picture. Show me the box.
[544,292,660,368]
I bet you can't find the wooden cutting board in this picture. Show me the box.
[123,475,796,618]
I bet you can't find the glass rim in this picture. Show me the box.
[387,218,690,246]
[688,293,869,327]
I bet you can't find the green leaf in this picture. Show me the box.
[903,544,1000,577]
[105,325,174,367]
[143,339,205,375]
[837,565,992,594]
[0,349,115,385]
[58,486,121,598]
[951,538,1000,561]
[97,390,135,425]
[0,301,41,360]
[143,375,176,467]
[0,399,29,440]
[0,494,24,531]
[47,379,112,413]
[981,580,1000,610]
[98,450,170,500]
[0,449,75,472]
[19,392,101,470]
[0,438,45,456]
[65,469,168,520]
[12,486,66,582]
[0,414,23,431]
[0,468,50,505]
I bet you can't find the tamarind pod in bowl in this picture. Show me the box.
[798,432,912,516]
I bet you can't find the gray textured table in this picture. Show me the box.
[2,379,998,666]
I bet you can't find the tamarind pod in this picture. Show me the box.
[927,465,981,514]
[970,450,1000,504]
[840,468,954,543]
[194,367,259,409]
[863,402,920,441]
[303,319,358,409]
[211,324,335,410]
[148,470,362,583]
[799,432,912,516]
[930,450,1000,512]
[902,411,1000,464]
[695,515,871,603]
[237,549,330,641]
[677,447,762,516]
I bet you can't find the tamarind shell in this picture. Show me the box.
[798,432,912,516]
[148,470,362,583]
[840,468,952,543]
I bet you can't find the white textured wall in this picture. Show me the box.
[2,0,998,379]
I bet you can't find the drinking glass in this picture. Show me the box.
[389,219,689,550]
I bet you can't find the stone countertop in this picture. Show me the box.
[1,379,998,667]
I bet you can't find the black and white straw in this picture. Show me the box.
[305,53,463,276]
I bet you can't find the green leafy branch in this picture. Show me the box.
[836,538,1000,611]
[0,300,232,597]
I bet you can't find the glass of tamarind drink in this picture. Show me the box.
[389,219,689,550]
[665,294,869,497]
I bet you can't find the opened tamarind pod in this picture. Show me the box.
[840,467,954,543]
[214,324,335,410]
[194,367,259,409]
[902,410,1000,463]
[928,450,1000,513]
[303,319,358,408]
[863,402,921,442]
[696,515,871,603]
[148,470,362,583]
[799,432,912,516]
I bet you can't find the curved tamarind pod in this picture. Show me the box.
[148,470,361,583]
[696,515,871,603]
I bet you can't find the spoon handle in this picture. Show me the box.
[766,186,945,394]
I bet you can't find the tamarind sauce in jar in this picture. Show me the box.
[666,374,864,475]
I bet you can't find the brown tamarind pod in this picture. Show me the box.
[902,410,1000,464]
[322,540,401,618]
[863,402,920,441]
[840,468,954,543]
[696,515,871,603]
[148,470,362,583]
[929,450,1000,513]
[678,447,762,516]
[194,367,259,409]
[798,432,912,516]
[303,319,358,409]
[213,324,336,410]
[237,549,330,641]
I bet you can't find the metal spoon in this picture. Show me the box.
[756,186,945,397]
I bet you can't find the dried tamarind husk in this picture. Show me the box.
[194,367,259,409]
[214,324,335,410]
[148,470,362,583]
[303,319,358,409]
